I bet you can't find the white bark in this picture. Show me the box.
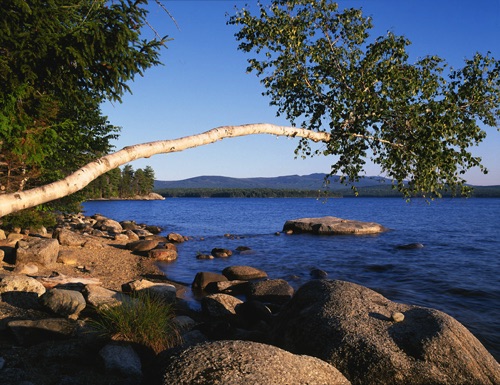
[0,123,331,217]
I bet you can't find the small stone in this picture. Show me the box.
[391,312,405,322]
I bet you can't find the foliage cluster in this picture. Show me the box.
[85,164,156,199]
[0,0,166,210]
[90,292,181,354]
[0,207,57,231]
[229,0,500,198]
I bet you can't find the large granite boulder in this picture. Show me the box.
[15,237,60,266]
[272,279,500,385]
[283,216,387,235]
[158,340,351,385]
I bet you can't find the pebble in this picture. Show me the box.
[391,312,405,322]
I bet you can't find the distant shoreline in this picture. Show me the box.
[152,187,500,199]
[87,193,165,201]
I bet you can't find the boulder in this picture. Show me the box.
[40,289,86,320]
[122,279,177,304]
[94,218,123,233]
[13,262,39,275]
[0,275,46,297]
[272,279,500,385]
[99,343,142,379]
[15,237,59,266]
[83,285,129,309]
[222,265,268,280]
[283,216,387,235]
[201,293,243,318]
[235,299,273,325]
[192,272,228,291]
[211,248,232,258]
[158,340,351,385]
[54,229,88,247]
[167,232,185,243]
[149,248,178,261]
[247,279,294,304]
[124,229,140,241]
[8,318,79,345]
[204,280,248,295]
[126,239,159,252]
[310,268,328,279]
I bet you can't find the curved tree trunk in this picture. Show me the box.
[0,124,331,217]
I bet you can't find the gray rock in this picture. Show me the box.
[0,275,46,297]
[166,232,184,243]
[148,248,177,261]
[121,279,176,303]
[15,237,60,266]
[83,284,129,309]
[40,289,86,320]
[124,229,140,241]
[273,279,500,385]
[53,229,88,247]
[247,279,294,304]
[211,247,232,258]
[99,343,142,379]
[94,218,123,233]
[126,239,159,252]
[13,263,39,275]
[222,265,268,280]
[201,293,243,318]
[144,284,177,304]
[159,340,351,385]
[310,268,328,279]
[283,216,388,235]
[192,271,228,291]
[204,279,248,295]
[8,318,78,345]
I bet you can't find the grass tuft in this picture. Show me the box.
[90,291,182,353]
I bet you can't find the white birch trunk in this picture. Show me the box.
[0,124,331,217]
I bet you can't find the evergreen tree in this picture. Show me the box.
[0,0,166,205]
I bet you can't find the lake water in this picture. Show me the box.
[82,197,500,360]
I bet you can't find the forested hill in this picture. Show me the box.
[154,174,389,190]
[154,174,500,198]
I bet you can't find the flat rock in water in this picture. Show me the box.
[283,216,387,235]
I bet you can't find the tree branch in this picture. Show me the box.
[0,124,331,217]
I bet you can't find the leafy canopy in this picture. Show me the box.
[0,0,166,184]
[0,0,167,213]
[229,0,500,197]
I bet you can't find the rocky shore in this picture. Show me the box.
[0,214,498,384]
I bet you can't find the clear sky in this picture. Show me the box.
[101,0,500,185]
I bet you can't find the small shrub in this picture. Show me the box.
[1,208,56,230]
[90,292,181,353]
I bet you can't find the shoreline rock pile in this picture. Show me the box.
[0,214,498,384]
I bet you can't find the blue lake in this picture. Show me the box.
[83,197,500,360]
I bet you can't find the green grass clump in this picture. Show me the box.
[90,292,181,353]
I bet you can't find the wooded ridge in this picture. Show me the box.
[154,174,500,198]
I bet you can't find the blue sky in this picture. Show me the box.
[102,0,500,185]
